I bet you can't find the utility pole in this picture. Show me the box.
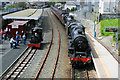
[94,21,97,37]
[109,0,111,12]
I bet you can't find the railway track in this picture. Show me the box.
[1,47,37,80]
[72,63,97,80]
[48,10,60,79]
[34,9,60,80]
[1,9,61,80]
[1,8,71,79]
[71,35,97,80]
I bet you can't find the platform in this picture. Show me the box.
[0,39,27,75]
[86,33,118,78]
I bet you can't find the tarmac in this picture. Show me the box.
[0,38,27,75]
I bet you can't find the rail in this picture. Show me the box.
[3,48,37,80]
[34,10,54,80]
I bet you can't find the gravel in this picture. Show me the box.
[38,9,59,78]
[20,8,71,79]
[49,9,72,78]
[20,9,52,78]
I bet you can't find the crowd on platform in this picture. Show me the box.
[0,29,26,48]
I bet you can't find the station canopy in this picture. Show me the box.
[3,9,42,20]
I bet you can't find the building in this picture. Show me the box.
[78,0,99,12]
[65,1,77,10]
[99,0,116,14]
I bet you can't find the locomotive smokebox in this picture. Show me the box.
[73,35,88,52]
[69,24,88,52]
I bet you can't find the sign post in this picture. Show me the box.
[105,27,119,50]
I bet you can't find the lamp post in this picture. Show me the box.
[116,29,119,50]
[94,21,97,37]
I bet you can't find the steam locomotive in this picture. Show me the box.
[28,26,43,48]
[51,6,92,66]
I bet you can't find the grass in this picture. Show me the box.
[100,19,119,36]
[100,19,120,41]
[118,40,120,43]
[118,49,120,52]
[94,9,99,13]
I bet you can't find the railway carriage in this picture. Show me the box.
[51,6,69,25]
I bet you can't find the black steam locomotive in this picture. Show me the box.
[51,6,92,65]
[28,26,43,48]
[67,17,91,65]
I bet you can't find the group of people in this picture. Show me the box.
[10,31,26,48]
[0,29,27,48]
[0,29,8,44]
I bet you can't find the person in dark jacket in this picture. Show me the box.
[22,34,26,45]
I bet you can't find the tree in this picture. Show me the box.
[16,2,27,8]
[6,5,15,10]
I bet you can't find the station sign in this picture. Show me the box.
[105,27,118,32]
[12,25,18,28]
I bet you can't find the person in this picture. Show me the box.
[16,34,19,46]
[19,34,22,43]
[22,34,26,45]
[0,29,4,40]
[21,31,24,36]
[3,33,6,40]
[0,36,3,44]
[10,37,15,48]
[16,31,18,35]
